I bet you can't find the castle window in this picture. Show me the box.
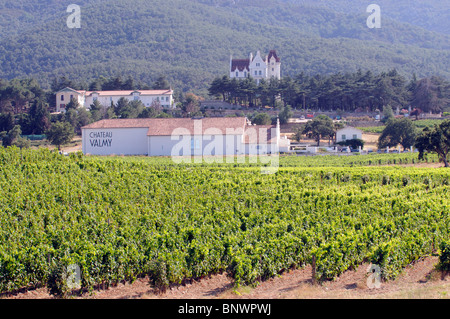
[259,71,262,75]
[256,63,260,67]
[236,72,239,77]
[61,95,64,101]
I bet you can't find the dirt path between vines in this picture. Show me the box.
[5,256,449,300]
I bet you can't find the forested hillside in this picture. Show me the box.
[0,0,449,93]
[280,0,450,35]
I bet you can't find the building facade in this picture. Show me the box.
[230,50,281,84]
[81,117,287,157]
[336,127,363,143]
[56,87,174,112]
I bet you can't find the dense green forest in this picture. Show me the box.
[0,0,449,94]
[208,70,450,112]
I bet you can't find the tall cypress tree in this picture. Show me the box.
[28,99,50,135]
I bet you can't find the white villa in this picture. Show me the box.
[56,87,174,112]
[230,50,281,84]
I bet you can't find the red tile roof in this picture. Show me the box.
[77,90,173,96]
[231,59,250,72]
[82,117,248,137]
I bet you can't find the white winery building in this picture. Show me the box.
[81,117,289,157]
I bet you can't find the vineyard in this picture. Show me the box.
[0,148,449,297]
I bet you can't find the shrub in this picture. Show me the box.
[402,176,411,187]
[423,176,432,187]
[47,261,78,298]
[361,175,370,184]
[336,139,365,150]
[323,172,333,180]
[437,241,450,272]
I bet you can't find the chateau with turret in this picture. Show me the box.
[230,50,281,84]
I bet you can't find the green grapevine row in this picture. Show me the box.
[0,147,448,295]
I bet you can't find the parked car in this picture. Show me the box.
[351,148,359,153]
[341,147,349,152]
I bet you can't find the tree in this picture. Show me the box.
[181,93,201,117]
[28,99,50,134]
[65,109,78,131]
[251,113,272,125]
[302,115,335,146]
[139,106,159,118]
[2,79,40,114]
[378,118,417,150]
[65,98,80,111]
[208,76,231,102]
[152,75,171,90]
[46,122,75,150]
[102,76,124,91]
[0,112,14,132]
[77,108,93,133]
[114,97,130,118]
[89,99,103,122]
[381,105,395,123]
[415,120,450,167]
[51,76,77,92]
[337,139,365,150]
[293,126,304,143]
[0,125,22,147]
[278,105,293,125]
[411,76,450,113]
[12,135,31,149]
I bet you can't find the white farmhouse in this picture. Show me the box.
[81,117,287,157]
[336,127,363,143]
[56,87,174,112]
